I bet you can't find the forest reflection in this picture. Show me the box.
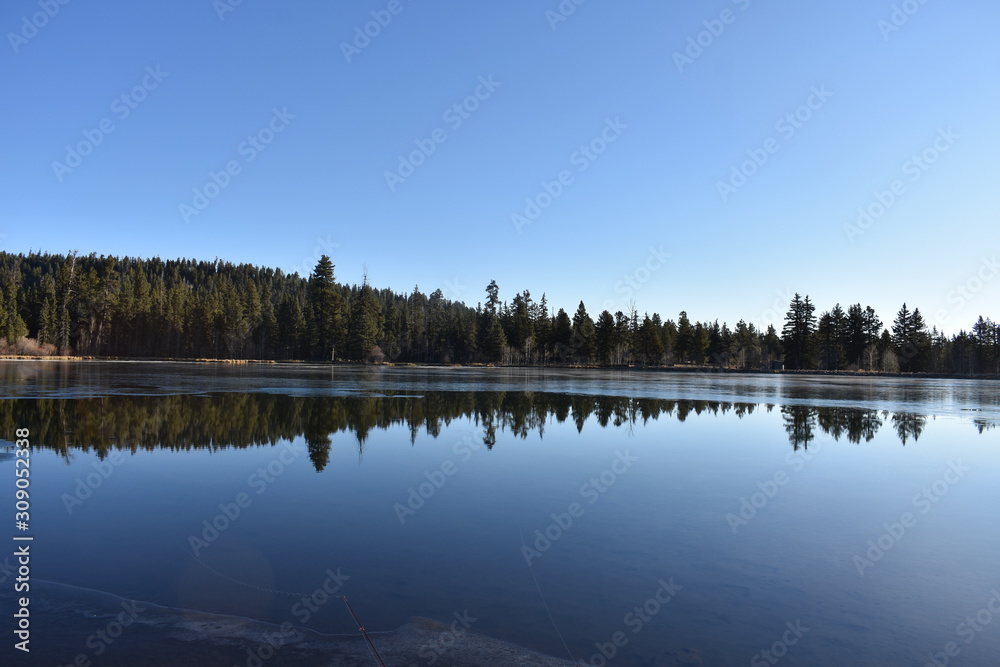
[1,391,966,471]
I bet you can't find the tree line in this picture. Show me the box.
[0,250,997,375]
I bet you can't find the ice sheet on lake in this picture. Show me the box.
[10,579,578,666]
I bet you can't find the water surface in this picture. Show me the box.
[2,362,998,666]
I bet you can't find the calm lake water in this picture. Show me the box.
[3,362,999,666]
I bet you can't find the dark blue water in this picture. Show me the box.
[2,362,999,666]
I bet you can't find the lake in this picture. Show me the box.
[2,362,999,666]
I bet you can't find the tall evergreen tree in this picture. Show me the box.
[37,274,58,346]
[276,295,305,358]
[595,310,615,365]
[533,294,552,363]
[347,278,384,360]
[846,304,866,367]
[485,280,500,319]
[782,293,817,370]
[732,320,756,369]
[552,308,572,361]
[676,311,693,363]
[816,304,846,370]
[892,303,929,372]
[571,301,596,363]
[56,251,79,353]
[691,322,710,365]
[762,324,782,368]
[613,310,632,365]
[509,291,534,356]
[636,314,665,365]
[307,255,345,360]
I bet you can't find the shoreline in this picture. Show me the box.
[1,355,997,380]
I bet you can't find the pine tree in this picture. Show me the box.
[533,294,551,363]
[454,307,478,363]
[307,256,345,360]
[846,304,866,367]
[691,322,710,365]
[485,280,500,319]
[817,304,846,370]
[781,293,816,370]
[571,301,596,363]
[595,310,615,364]
[0,280,28,347]
[613,311,632,365]
[509,291,533,356]
[861,306,882,370]
[661,317,677,364]
[483,319,507,362]
[37,274,58,346]
[347,278,384,360]
[278,295,306,359]
[553,308,572,362]
[732,320,755,369]
[56,251,78,353]
[676,311,693,364]
[257,282,278,358]
[762,324,782,368]
[637,314,665,365]
[892,304,929,372]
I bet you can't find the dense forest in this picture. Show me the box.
[0,250,997,375]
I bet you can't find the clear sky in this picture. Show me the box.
[3,0,998,334]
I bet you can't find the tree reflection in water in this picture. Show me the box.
[1,391,945,471]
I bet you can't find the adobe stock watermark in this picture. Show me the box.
[923,588,1000,667]
[750,620,810,666]
[7,0,72,54]
[726,440,822,534]
[340,0,415,63]
[384,75,501,192]
[511,117,627,233]
[599,245,671,314]
[58,600,144,667]
[672,0,753,73]
[213,0,247,21]
[61,450,127,514]
[237,567,350,667]
[188,442,300,556]
[291,235,340,277]
[578,578,682,667]
[716,85,833,203]
[933,255,1000,327]
[393,432,483,524]
[179,107,295,223]
[292,568,350,626]
[51,66,169,182]
[442,277,467,300]
[545,0,589,31]
[843,127,958,243]
[755,287,795,332]
[409,610,478,666]
[853,460,969,577]
[878,0,932,41]
[521,449,637,566]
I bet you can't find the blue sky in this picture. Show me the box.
[3,0,998,334]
